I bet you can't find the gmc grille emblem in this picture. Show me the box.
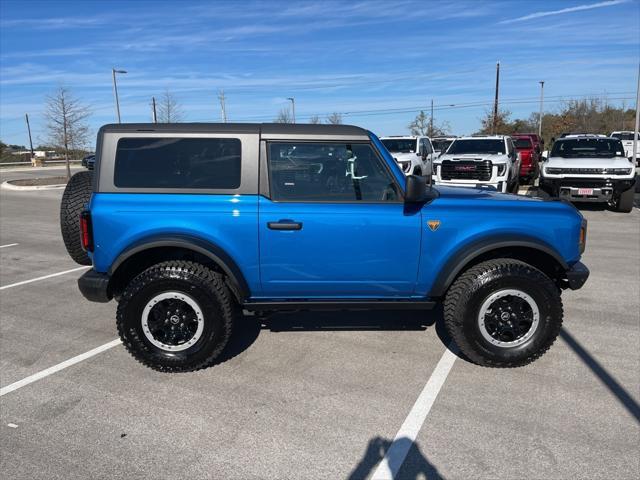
[455,165,476,171]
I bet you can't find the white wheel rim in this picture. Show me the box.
[141,291,205,352]
[477,289,540,348]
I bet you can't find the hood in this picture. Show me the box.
[433,185,540,202]
[435,153,508,164]
[546,156,633,169]
[392,152,419,162]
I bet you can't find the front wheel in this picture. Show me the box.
[613,186,634,213]
[117,261,237,372]
[444,259,563,367]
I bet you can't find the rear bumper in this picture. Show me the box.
[565,261,589,290]
[78,269,112,303]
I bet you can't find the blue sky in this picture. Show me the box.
[1,0,638,147]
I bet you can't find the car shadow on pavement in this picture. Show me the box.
[216,307,471,366]
[560,328,640,423]
[348,436,443,480]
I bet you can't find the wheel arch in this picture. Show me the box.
[108,235,250,302]
[429,236,569,298]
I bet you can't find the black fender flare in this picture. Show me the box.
[109,234,250,301]
[428,235,569,298]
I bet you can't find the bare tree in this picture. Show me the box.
[274,107,293,123]
[157,89,184,123]
[44,86,91,179]
[408,110,450,136]
[309,115,321,124]
[326,112,343,124]
[408,111,429,135]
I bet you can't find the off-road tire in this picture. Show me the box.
[117,261,238,372]
[60,171,93,265]
[444,259,563,368]
[614,186,634,213]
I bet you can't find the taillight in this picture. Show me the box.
[80,210,93,252]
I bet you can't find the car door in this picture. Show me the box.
[258,140,422,298]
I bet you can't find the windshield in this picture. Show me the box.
[611,133,635,141]
[446,139,505,155]
[550,138,626,158]
[432,139,453,152]
[514,138,533,149]
[381,139,417,153]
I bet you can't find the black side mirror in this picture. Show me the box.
[405,174,437,203]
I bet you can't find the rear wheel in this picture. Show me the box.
[60,171,93,265]
[614,186,634,213]
[116,261,238,372]
[444,259,562,367]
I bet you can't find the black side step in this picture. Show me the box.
[243,300,437,312]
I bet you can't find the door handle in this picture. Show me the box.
[267,220,303,231]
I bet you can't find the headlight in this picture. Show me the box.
[545,167,563,175]
[604,168,632,175]
[496,164,506,175]
[432,164,439,175]
[399,162,411,173]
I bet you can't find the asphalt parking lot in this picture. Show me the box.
[1,168,639,480]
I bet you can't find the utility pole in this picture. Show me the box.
[25,113,34,159]
[151,96,157,123]
[430,99,434,136]
[111,68,127,123]
[492,61,500,134]
[632,63,639,166]
[538,81,545,138]
[287,97,296,123]
[218,89,227,122]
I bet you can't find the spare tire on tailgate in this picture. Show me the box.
[60,171,93,265]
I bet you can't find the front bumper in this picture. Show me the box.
[78,269,112,303]
[565,261,589,290]
[434,179,507,192]
[540,176,636,202]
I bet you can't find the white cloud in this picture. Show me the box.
[498,0,630,24]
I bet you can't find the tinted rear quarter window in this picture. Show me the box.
[114,137,241,189]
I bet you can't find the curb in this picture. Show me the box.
[1,180,66,191]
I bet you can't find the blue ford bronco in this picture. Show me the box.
[60,123,589,372]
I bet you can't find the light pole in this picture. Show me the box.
[492,61,500,134]
[538,81,545,138]
[632,63,639,166]
[112,68,127,123]
[287,97,296,123]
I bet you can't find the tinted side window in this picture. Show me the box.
[268,142,399,202]
[114,137,241,189]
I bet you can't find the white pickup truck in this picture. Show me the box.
[611,131,639,165]
[540,135,636,212]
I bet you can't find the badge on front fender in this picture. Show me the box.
[427,220,440,231]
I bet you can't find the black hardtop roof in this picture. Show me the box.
[99,122,369,137]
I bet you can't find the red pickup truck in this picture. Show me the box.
[512,134,542,183]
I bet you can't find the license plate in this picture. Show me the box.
[577,188,593,195]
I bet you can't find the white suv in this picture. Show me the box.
[540,135,636,212]
[433,135,520,193]
[380,136,434,176]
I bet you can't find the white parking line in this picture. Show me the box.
[371,345,458,480]
[0,266,89,291]
[0,243,19,249]
[0,339,121,397]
